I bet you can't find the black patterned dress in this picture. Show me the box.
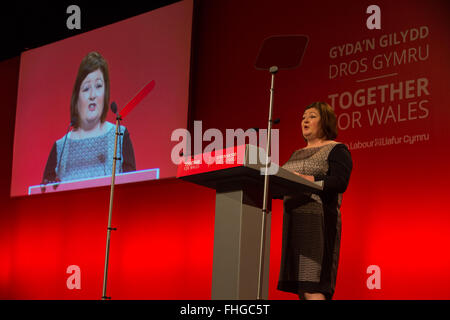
[277,142,352,300]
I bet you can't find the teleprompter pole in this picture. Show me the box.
[257,65,278,300]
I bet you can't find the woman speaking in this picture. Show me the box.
[42,52,136,184]
[277,102,353,300]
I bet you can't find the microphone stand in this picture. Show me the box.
[102,113,122,300]
[99,82,155,300]
[257,66,278,300]
[53,120,74,187]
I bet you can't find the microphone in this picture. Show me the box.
[111,101,118,114]
[54,117,75,185]
[250,118,279,133]
[272,118,280,125]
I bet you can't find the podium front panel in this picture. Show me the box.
[211,189,271,300]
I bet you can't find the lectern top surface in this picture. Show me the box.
[177,145,322,197]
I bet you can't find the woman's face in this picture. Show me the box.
[77,69,105,129]
[302,107,322,141]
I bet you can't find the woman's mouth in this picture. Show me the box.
[88,103,96,111]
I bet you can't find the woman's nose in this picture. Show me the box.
[89,89,96,100]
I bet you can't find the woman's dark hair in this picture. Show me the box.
[70,51,110,129]
[304,102,338,140]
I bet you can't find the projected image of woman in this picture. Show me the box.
[42,51,136,183]
[277,102,353,300]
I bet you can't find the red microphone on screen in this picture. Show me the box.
[118,80,156,119]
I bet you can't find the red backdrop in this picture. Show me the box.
[1,0,450,299]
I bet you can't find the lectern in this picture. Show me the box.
[177,144,322,299]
